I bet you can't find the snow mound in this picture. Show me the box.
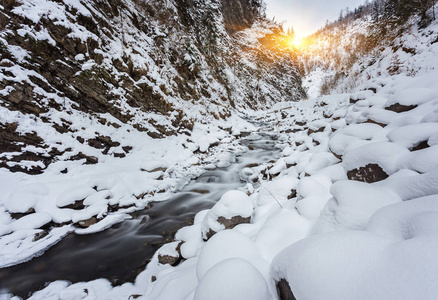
[255,177,299,206]
[194,258,269,300]
[313,180,401,234]
[196,230,264,280]
[343,142,409,174]
[201,190,253,239]
[272,196,438,300]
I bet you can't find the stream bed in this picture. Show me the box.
[0,131,281,298]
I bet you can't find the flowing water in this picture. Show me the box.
[0,131,281,298]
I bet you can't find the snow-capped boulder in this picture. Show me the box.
[201,190,253,240]
[157,241,183,266]
[272,195,438,300]
[343,142,409,182]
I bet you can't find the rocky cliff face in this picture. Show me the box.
[221,0,261,33]
[0,0,305,174]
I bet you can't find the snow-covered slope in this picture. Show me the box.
[0,0,305,174]
[300,3,438,98]
[2,1,438,299]
[11,7,438,299]
[0,0,305,270]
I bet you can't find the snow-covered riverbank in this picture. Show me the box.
[2,2,438,299]
[3,61,438,299]
[0,114,258,270]
[0,127,283,297]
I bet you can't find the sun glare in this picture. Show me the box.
[288,36,303,48]
[279,35,304,49]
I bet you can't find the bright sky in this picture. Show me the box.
[264,0,366,39]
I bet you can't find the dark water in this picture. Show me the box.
[0,132,280,298]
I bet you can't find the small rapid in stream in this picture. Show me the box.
[0,130,282,298]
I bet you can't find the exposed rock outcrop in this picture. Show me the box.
[0,0,305,173]
[347,163,389,183]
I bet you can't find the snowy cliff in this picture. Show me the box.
[3,1,438,300]
[0,0,305,174]
[0,0,305,277]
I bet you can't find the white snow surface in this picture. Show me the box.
[2,5,438,300]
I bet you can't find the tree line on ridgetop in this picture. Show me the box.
[336,0,436,28]
[298,0,437,96]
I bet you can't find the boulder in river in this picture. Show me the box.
[76,216,99,228]
[157,241,183,266]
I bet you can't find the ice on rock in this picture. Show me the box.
[0,225,73,268]
[310,164,347,183]
[157,241,182,266]
[307,120,327,132]
[330,118,347,131]
[83,190,111,206]
[194,209,210,225]
[194,258,270,300]
[190,124,226,153]
[71,204,106,223]
[0,207,12,228]
[27,281,71,300]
